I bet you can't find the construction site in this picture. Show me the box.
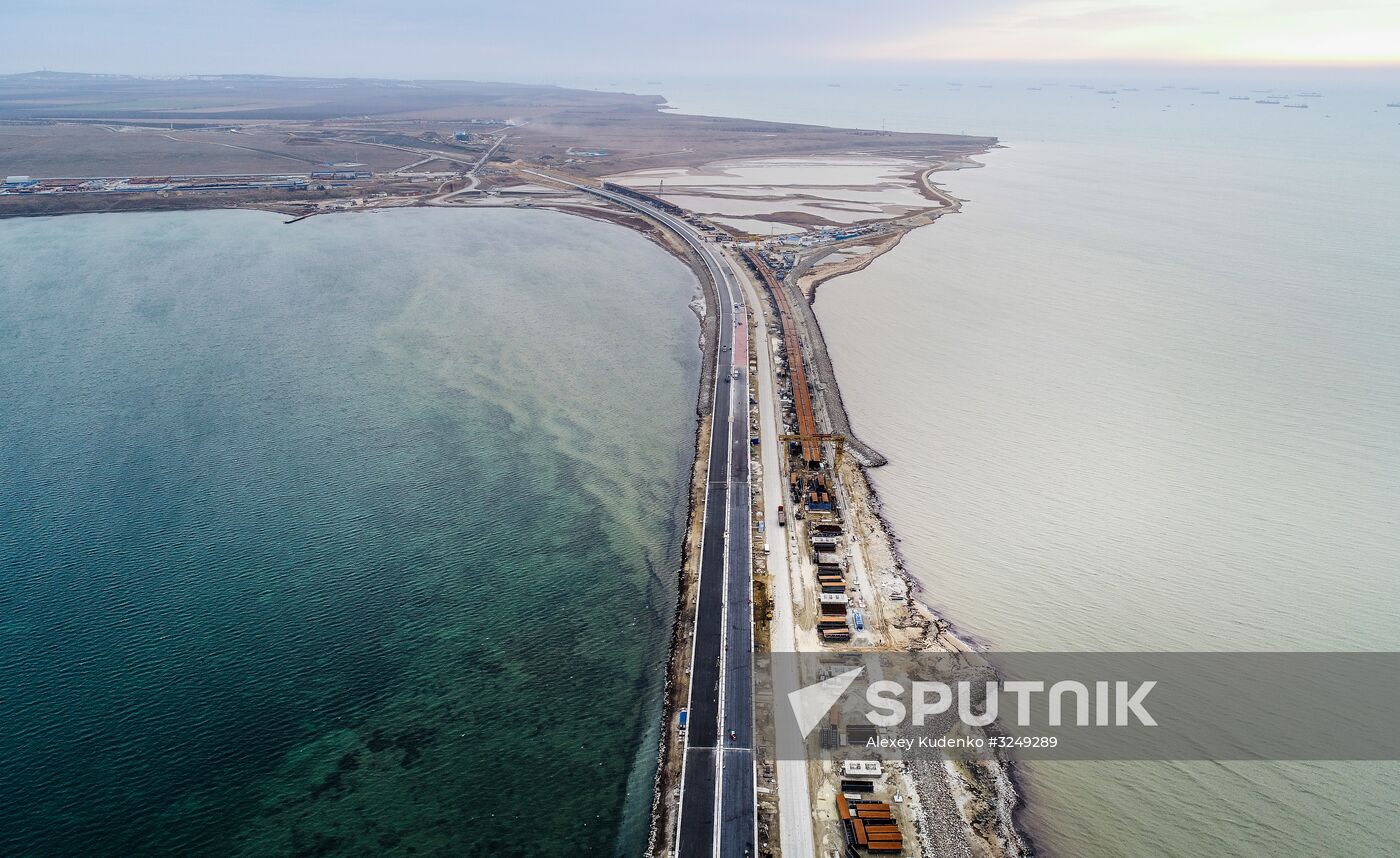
[728,200,1025,858]
[574,160,1013,858]
[736,242,927,856]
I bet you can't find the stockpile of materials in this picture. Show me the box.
[837,793,906,854]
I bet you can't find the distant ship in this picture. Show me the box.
[1388,102,1400,108]
[1027,86,1042,91]
[1097,89,1118,94]
[1201,90,1221,95]
[1284,103,1309,108]
[1297,91,1323,97]
[1256,99,1280,105]
[1122,87,1139,91]
[1229,96,1251,100]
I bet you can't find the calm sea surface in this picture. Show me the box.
[591,72,1400,856]
[0,207,699,856]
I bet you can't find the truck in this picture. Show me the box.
[777,504,786,526]
[678,708,688,731]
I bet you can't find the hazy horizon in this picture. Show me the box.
[3,65,1397,101]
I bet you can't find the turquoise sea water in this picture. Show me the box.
[0,208,699,856]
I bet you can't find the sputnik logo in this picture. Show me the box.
[788,666,865,738]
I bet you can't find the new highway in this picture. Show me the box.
[727,245,817,857]
[528,173,759,858]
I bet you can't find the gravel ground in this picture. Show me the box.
[908,759,976,858]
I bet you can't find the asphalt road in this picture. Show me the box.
[729,244,817,857]
[551,178,759,858]
[718,316,755,858]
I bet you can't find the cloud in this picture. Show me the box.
[2,0,1397,74]
[1005,3,1193,30]
[850,0,1400,64]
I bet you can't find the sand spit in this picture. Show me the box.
[776,151,1033,858]
[5,134,1024,858]
[508,150,1030,857]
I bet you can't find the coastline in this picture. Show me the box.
[766,146,1035,858]
[798,151,1036,858]
[17,68,1400,858]
[578,149,1031,856]
[754,217,1034,858]
[3,138,1031,857]
[636,211,723,858]
[314,152,1036,857]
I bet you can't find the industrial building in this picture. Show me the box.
[310,163,370,180]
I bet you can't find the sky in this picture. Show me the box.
[2,0,1398,78]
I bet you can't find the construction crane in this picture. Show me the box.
[779,433,847,470]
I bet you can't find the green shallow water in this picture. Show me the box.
[0,207,700,857]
